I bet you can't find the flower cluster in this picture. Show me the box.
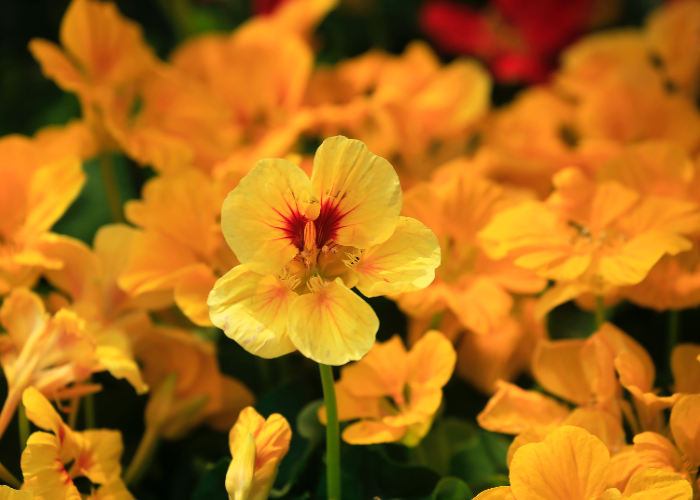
[0,0,699,498]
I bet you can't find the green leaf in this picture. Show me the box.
[430,478,473,500]
[191,458,230,500]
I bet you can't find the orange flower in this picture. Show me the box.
[672,344,700,395]
[226,407,292,500]
[0,289,101,441]
[479,167,700,316]
[21,387,133,500]
[118,168,237,326]
[319,331,456,446]
[473,426,693,500]
[207,136,440,365]
[0,136,85,295]
[134,326,254,439]
[394,169,545,336]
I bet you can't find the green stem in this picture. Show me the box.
[595,296,606,329]
[319,364,341,500]
[0,460,20,489]
[124,425,160,486]
[18,401,29,453]
[84,390,96,429]
[99,153,124,223]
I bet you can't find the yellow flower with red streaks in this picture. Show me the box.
[0,289,101,442]
[20,387,133,500]
[207,136,440,365]
[473,426,693,500]
[319,331,455,446]
[119,168,238,326]
[0,136,85,295]
[226,407,292,500]
[479,167,700,317]
[394,169,545,337]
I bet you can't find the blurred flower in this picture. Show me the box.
[226,407,292,500]
[394,170,544,336]
[0,487,31,500]
[305,42,491,187]
[118,168,237,326]
[672,344,700,395]
[320,331,456,446]
[479,167,700,316]
[21,387,133,499]
[208,136,440,365]
[135,326,254,439]
[419,0,601,83]
[473,426,692,499]
[0,289,101,441]
[0,136,85,295]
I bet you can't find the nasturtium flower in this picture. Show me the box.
[119,168,238,326]
[0,289,100,441]
[319,331,456,446]
[479,167,700,316]
[0,136,85,295]
[21,387,134,500]
[0,487,31,500]
[394,169,545,337]
[226,407,291,500]
[208,136,440,365]
[474,426,693,500]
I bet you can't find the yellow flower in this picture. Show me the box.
[0,289,100,441]
[135,326,254,439]
[208,136,440,365]
[319,331,455,446]
[226,407,292,500]
[474,426,693,500]
[394,170,545,336]
[21,387,133,500]
[39,224,154,395]
[0,136,85,295]
[479,167,700,317]
[0,486,32,500]
[119,168,237,326]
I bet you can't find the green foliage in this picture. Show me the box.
[192,458,230,500]
[429,478,473,500]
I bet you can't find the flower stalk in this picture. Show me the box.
[99,152,124,223]
[319,364,341,500]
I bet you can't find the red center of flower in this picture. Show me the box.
[276,199,348,251]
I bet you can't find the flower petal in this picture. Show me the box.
[407,330,456,389]
[669,394,700,467]
[621,468,692,499]
[287,279,379,365]
[222,158,317,275]
[341,420,406,445]
[311,136,401,249]
[354,217,440,298]
[208,266,297,359]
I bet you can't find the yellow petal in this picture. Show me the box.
[598,489,622,500]
[310,136,401,249]
[407,330,456,390]
[174,265,217,327]
[226,433,256,500]
[510,426,610,500]
[28,39,86,94]
[21,433,79,500]
[0,486,33,500]
[340,335,408,399]
[0,287,47,347]
[608,446,644,491]
[287,278,378,365]
[341,420,406,445]
[354,217,440,298]
[532,339,591,406]
[445,276,514,335]
[79,429,125,485]
[669,394,700,467]
[208,266,297,359]
[95,343,148,395]
[21,156,85,239]
[38,234,98,302]
[633,432,685,474]
[476,381,570,435]
[563,408,626,455]
[621,468,693,499]
[222,159,316,275]
[473,487,516,500]
[22,387,63,436]
[671,344,700,394]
